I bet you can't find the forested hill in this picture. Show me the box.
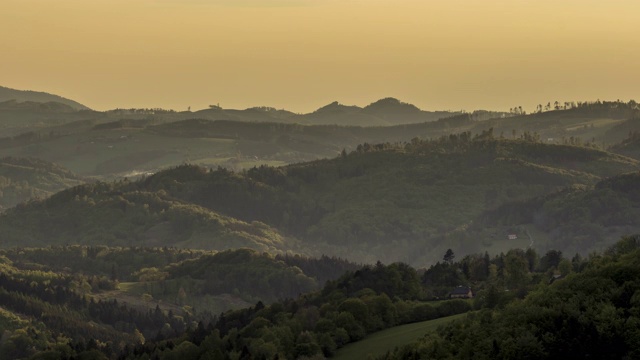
[0,246,360,359]
[0,134,637,265]
[0,156,84,211]
[382,235,640,359]
[0,86,89,110]
[193,98,462,126]
[3,233,639,359]
[468,100,640,145]
[0,95,458,139]
[0,182,294,253]
[474,170,640,255]
[0,99,636,180]
[609,129,640,160]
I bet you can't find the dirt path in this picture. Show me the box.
[525,228,534,248]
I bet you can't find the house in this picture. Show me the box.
[507,234,518,240]
[450,285,473,299]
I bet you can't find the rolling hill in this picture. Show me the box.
[0,246,360,358]
[382,236,640,359]
[468,100,640,146]
[0,157,84,211]
[0,85,90,110]
[609,129,640,160]
[0,91,636,183]
[0,91,460,139]
[0,179,295,253]
[304,98,461,126]
[0,135,636,265]
[0,101,635,181]
[473,170,640,256]
[0,115,479,178]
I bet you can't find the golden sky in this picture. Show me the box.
[1,0,638,112]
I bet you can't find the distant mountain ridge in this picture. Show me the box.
[0,98,636,182]
[0,86,464,137]
[188,98,460,126]
[0,100,78,113]
[0,86,90,111]
[304,98,459,126]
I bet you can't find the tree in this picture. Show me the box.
[539,250,563,271]
[558,259,572,276]
[294,331,321,358]
[503,250,530,290]
[110,264,118,282]
[443,249,455,264]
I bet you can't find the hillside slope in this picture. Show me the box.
[0,136,636,265]
[0,86,90,110]
[469,101,639,146]
[0,246,360,358]
[0,157,84,211]
[383,236,640,359]
[0,117,477,178]
[0,179,293,253]
[0,98,635,179]
[475,170,640,255]
[609,129,640,160]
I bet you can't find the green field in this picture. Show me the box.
[332,313,467,360]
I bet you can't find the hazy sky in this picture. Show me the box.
[2,0,639,112]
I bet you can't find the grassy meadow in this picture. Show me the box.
[333,313,468,360]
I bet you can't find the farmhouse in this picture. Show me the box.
[450,285,473,299]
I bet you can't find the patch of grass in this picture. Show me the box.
[332,313,467,360]
[117,282,139,293]
[482,232,531,254]
[564,118,621,132]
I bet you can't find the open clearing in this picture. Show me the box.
[333,313,467,360]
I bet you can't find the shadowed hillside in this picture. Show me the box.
[469,100,640,146]
[0,135,636,265]
[0,157,84,211]
[381,236,640,360]
[0,93,636,181]
[0,187,295,255]
[0,86,90,110]
[609,129,640,160]
[474,170,640,255]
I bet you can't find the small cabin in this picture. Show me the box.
[450,286,473,299]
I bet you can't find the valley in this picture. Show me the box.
[0,87,639,359]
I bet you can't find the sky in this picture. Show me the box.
[1,0,639,113]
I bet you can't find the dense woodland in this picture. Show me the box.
[0,247,361,358]
[474,170,640,254]
[0,131,637,265]
[0,157,84,211]
[0,98,636,178]
[2,236,638,359]
[382,235,640,359]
